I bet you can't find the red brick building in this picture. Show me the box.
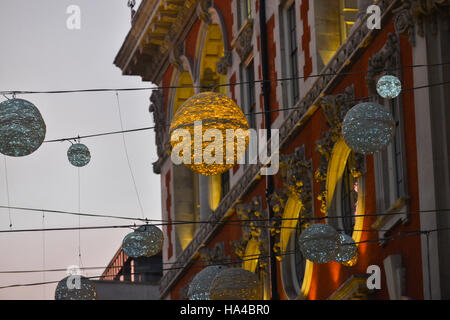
[112,0,450,300]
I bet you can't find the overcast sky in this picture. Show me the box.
[0,0,162,299]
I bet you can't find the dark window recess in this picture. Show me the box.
[287,4,299,103]
[221,170,230,199]
[341,162,356,236]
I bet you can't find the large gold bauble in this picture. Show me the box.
[169,92,249,176]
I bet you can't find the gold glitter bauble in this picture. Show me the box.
[169,92,249,176]
[209,268,262,300]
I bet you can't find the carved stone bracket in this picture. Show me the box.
[233,197,268,272]
[232,19,254,61]
[269,146,313,256]
[216,51,232,75]
[199,242,231,266]
[394,0,450,46]
[169,43,185,71]
[197,0,213,24]
[149,90,166,174]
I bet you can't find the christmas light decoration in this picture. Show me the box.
[67,143,91,167]
[122,225,163,258]
[333,233,357,263]
[169,92,249,176]
[188,265,227,300]
[342,102,395,154]
[377,75,402,99]
[0,98,46,157]
[54,275,97,300]
[209,268,262,300]
[298,224,340,264]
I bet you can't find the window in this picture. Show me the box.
[339,0,358,42]
[221,170,230,199]
[280,2,300,110]
[238,0,252,28]
[340,161,358,235]
[240,61,256,129]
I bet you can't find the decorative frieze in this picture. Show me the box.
[233,197,268,272]
[394,0,450,46]
[149,90,166,174]
[232,19,254,62]
[199,242,231,266]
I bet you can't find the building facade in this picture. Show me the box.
[114,0,450,300]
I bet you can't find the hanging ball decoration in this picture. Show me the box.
[55,275,97,300]
[342,102,395,154]
[209,268,262,300]
[169,92,249,176]
[122,225,163,258]
[333,233,358,263]
[0,98,46,157]
[67,143,91,167]
[298,223,340,264]
[188,265,228,300]
[376,75,402,99]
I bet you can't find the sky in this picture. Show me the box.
[0,0,162,299]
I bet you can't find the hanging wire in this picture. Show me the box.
[1,62,448,96]
[1,226,450,290]
[3,156,12,228]
[38,79,450,144]
[115,91,146,219]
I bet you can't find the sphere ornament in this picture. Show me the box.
[169,92,249,176]
[122,224,163,258]
[376,75,402,99]
[209,268,262,300]
[67,143,91,167]
[55,275,97,300]
[333,233,357,263]
[188,265,228,300]
[0,98,46,157]
[342,102,395,154]
[298,224,340,264]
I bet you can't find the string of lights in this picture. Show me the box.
[1,62,448,96]
[37,79,450,144]
[1,226,449,290]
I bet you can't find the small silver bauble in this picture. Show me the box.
[209,268,262,300]
[333,233,357,263]
[67,143,91,167]
[377,75,402,99]
[342,102,395,154]
[0,98,46,157]
[188,265,228,300]
[55,275,97,300]
[122,225,163,258]
[298,224,340,264]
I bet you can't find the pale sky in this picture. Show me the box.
[0,0,162,299]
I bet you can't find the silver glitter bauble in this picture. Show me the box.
[342,102,395,154]
[377,75,402,99]
[55,275,97,300]
[298,224,340,264]
[0,98,46,157]
[333,233,357,263]
[67,143,91,167]
[122,225,163,258]
[209,268,262,300]
[188,265,228,300]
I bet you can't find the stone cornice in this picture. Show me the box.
[158,0,400,299]
[114,0,199,83]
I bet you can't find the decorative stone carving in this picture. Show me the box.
[216,51,232,75]
[394,0,450,46]
[199,242,231,266]
[197,0,213,24]
[169,43,185,71]
[232,20,254,61]
[149,90,166,174]
[269,146,313,258]
[366,33,400,95]
[314,85,363,214]
[233,197,268,272]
